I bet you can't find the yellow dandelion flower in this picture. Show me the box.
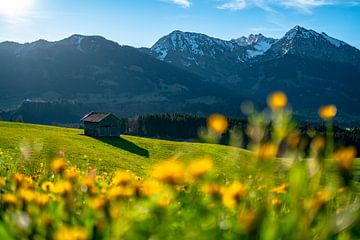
[51,158,67,173]
[311,136,325,151]
[41,181,54,192]
[157,193,173,208]
[11,173,26,185]
[111,170,133,186]
[80,177,97,194]
[201,183,222,199]
[305,189,331,211]
[222,182,247,208]
[35,194,51,207]
[334,146,357,171]
[108,186,134,199]
[319,105,337,121]
[151,158,185,184]
[2,193,17,205]
[271,198,281,206]
[0,177,5,187]
[287,131,301,147]
[19,188,36,202]
[140,179,163,196]
[267,91,287,110]
[257,143,278,160]
[64,167,80,181]
[270,183,288,194]
[89,197,108,210]
[53,226,88,240]
[53,181,72,195]
[238,209,256,232]
[207,114,228,134]
[186,157,213,181]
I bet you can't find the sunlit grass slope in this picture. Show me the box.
[0,121,252,176]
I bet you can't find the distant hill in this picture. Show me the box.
[0,35,243,118]
[0,121,251,176]
[1,26,360,124]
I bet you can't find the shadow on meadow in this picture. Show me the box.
[94,136,150,158]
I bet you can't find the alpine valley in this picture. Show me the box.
[1,26,360,125]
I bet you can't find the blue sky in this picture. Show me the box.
[0,0,359,48]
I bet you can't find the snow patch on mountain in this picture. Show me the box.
[321,33,343,47]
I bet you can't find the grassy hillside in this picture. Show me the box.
[0,121,251,176]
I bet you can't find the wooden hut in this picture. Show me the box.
[81,112,122,137]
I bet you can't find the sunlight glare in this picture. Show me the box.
[0,0,35,18]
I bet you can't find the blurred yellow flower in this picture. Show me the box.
[311,136,325,151]
[207,114,228,134]
[2,193,17,205]
[108,186,134,199]
[89,197,108,210]
[157,193,173,208]
[140,179,163,196]
[41,181,54,192]
[305,189,331,211]
[202,183,222,199]
[222,182,247,208]
[334,146,357,171]
[267,91,287,110]
[53,226,88,240]
[0,177,5,187]
[19,188,36,202]
[238,209,256,232]
[271,198,281,206]
[151,159,185,184]
[35,194,51,206]
[270,183,288,194]
[318,105,337,121]
[257,143,278,160]
[111,170,133,186]
[80,177,97,194]
[64,167,80,181]
[51,158,67,173]
[186,157,213,181]
[53,181,72,195]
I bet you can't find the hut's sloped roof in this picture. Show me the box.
[81,112,111,123]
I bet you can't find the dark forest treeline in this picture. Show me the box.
[120,113,360,155]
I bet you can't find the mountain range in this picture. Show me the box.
[1,26,360,124]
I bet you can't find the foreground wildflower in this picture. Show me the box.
[53,181,72,195]
[41,181,54,192]
[270,183,288,194]
[51,158,67,173]
[207,114,228,134]
[140,179,164,196]
[202,183,222,199]
[35,194,51,207]
[319,105,337,121]
[89,196,108,210]
[186,157,213,181]
[0,177,5,187]
[19,188,36,202]
[267,91,287,110]
[334,147,357,171]
[222,182,247,208]
[2,193,17,205]
[111,170,133,186]
[152,159,185,183]
[238,209,257,233]
[53,226,88,240]
[64,167,80,181]
[257,143,278,160]
[108,186,134,199]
